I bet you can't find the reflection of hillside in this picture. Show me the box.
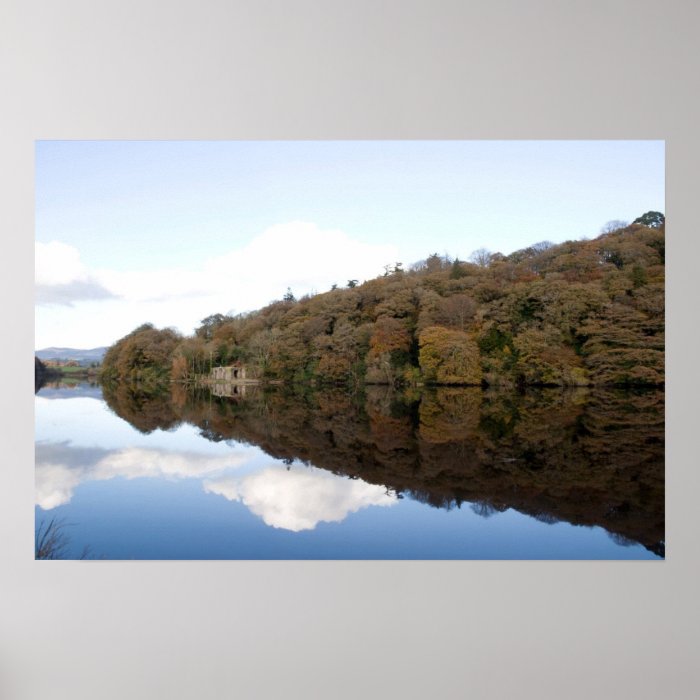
[35,357,62,393]
[412,389,664,556]
[102,382,182,434]
[36,379,103,399]
[104,383,664,555]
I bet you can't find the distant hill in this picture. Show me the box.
[35,347,108,364]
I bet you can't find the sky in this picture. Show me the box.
[35,140,665,349]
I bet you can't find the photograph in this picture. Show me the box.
[34,139,665,560]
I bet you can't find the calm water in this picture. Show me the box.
[34,381,664,559]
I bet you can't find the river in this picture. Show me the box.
[34,380,664,559]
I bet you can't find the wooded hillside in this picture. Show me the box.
[101,217,665,387]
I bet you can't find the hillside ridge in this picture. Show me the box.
[100,219,665,388]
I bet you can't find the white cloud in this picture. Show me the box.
[35,241,116,306]
[35,279,116,305]
[204,466,396,532]
[95,267,209,303]
[205,221,399,299]
[35,222,400,346]
[35,241,86,286]
[97,221,398,307]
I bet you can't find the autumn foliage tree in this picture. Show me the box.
[419,326,482,385]
[366,316,412,385]
[101,212,664,388]
[101,324,181,384]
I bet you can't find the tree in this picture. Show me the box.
[418,326,482,385]
[249,328,279,374]
[433,294,477,331]
[268,322,308,379]
[170,336,208,379]
[449,257,469,279]
[578,303,664,385]
[469,248,493,267]
[368,317,411,357]
[195,313,228,340]
[283,287,296,302]
[600,220,629,234]
[513,327,588,386]
[425,252,445,273]
[374,287,418,319]
[313,321,362,384]
[632,211,665,228]
[366,317,412,385]
[531,240,555,253]
[101,324,181,382]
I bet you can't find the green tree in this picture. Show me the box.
[632,211,665,228]
[195,313,228,340]
[449,258,469,279]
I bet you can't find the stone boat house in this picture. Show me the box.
[210,363,247,382]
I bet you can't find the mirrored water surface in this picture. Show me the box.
[34,380,664,559]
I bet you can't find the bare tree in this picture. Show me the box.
[434,294,477,331]
[469,248,493,267]
[600,220,629,234]
[531,240,554,253]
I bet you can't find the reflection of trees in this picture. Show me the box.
[107,383,664,556]
[102,382,182,434]
[470,501,503,519]
[35,357,47,393]
[34,357,61,393]
[419,388,481,443]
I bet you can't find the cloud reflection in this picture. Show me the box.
[204,466,396,532]
[35,441,247,510]
[35,442,395,532]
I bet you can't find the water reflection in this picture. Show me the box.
[204,467,395,531]
[35,441,248,509]
[99,383,664,556]
[35,380,664,557]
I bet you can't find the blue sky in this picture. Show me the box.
[35,140,664,348]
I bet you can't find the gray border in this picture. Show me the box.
[2,1,698,698]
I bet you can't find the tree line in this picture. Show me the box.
[100,214,665,388]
